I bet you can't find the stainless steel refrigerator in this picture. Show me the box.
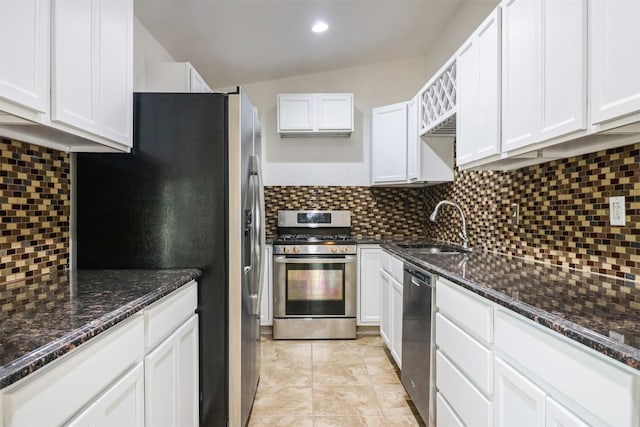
[75,89,265,427]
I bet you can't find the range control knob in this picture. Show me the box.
[331,247,338,253]
[341,247,348,253]
[283,247,290,254]
[293,246,300,253]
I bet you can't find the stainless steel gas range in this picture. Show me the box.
[272,210,357,339]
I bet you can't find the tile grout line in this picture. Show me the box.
[310,341,315,424]
[365,343,393,427]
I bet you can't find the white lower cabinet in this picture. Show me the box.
[1,315,144,427]
[546,397,590,427]
[379,250,403,367]
[435,278,495,427]
[0,282,199,427]
[494,357,545,427]
[145,315,198,427]
[495,308,640,427]
[436,392,464,427]
[390,276,403,367]
[437,351,493,427]
[260,244,273,326]
[67,363,145,427]
[379,269,391,347]
[357,244,382,326]
[436,313,493,396]
[436,277,640,427]
[494,358,591,427]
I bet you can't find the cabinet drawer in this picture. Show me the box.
[380,251,391,273]
[436,277,493,344]
[145,281,197,351]
[3,315,144,427]
[436,313,493,396]
[546,396,590,427]
[436,392,464,427]
[389,255,404,282]
[495,309,640,427]
[436,351,493,427]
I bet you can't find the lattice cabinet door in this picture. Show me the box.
[419,57,457,135]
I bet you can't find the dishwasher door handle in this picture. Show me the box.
[406,272,434,288]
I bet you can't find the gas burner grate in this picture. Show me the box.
[274,234,353,243]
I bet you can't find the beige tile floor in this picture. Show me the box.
[248,335,426,427]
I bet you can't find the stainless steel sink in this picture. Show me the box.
[397,243,471,255]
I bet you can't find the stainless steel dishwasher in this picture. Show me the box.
[401,262,436,425]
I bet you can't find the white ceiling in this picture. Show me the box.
[135,0,495,88]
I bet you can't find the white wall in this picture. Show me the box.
[133,18,175,91]
[243,56,430,186]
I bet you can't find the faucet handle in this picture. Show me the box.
[459,231,469,248]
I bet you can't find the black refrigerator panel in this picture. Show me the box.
[76,93,229,426]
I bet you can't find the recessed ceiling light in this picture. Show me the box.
[312,21,329,33]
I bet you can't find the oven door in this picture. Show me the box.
[273,255,357,318]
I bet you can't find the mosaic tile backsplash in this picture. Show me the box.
[265,142,640,281]
[0,139,70,284]
[265,186,429,241]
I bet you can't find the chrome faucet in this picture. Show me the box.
[429,200,469,249]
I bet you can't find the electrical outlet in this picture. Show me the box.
[511,203,520,226]
[609,196,626,226]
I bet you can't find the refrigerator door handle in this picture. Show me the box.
[250,155,265,316]
[243,205,254,275]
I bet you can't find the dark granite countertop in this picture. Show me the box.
[355,238,386,245]
[383,241,640,371]
[0,268,201,389]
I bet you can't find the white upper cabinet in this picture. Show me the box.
[317,93,353,130]
[371,97,453,185]
[52,0,99,134]
[455,0,640,170]
[98,0,133,145]
[52,0,133,147]
[501,0,586,153]
[590,0,640,127]
[145,61,213,93]
[539,0,586,141]
[371,102,408,184]
[277,93,353,136]
[418,57,457,135]
[277,94,314,131]
[501,0,540,151]
[456,8,501,167]
[406,96,419,180]
[189,67,211,93]
[0,0,49,116]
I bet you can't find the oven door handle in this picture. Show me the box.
[273,256,357,264]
